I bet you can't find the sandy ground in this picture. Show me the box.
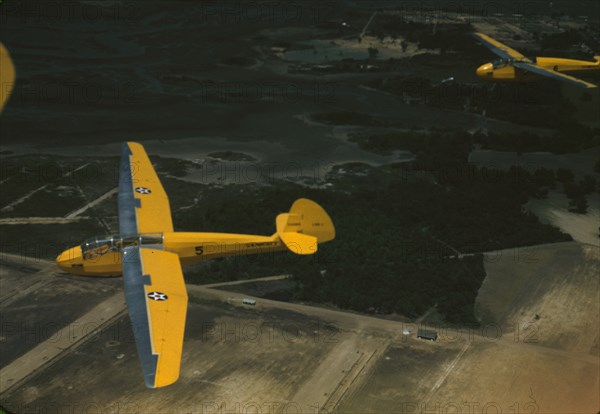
[430,341,598,413]
[0,270,121,367]
[0,292,125,392]
[526,190,600,247]
[339,241,599,413]
[476,242,600,355]
[2,242,597,413]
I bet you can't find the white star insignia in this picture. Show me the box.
[147,291,168,301]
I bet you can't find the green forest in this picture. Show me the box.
[174,153,571,325]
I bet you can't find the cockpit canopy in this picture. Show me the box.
[492,58,511,69]
[81,233,163,260]
[491,57,533,70]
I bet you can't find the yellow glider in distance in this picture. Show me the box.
[56,142,335,388]
[473,32,600,88]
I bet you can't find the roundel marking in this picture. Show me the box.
[135,187,152,194]
[147,291,168,301]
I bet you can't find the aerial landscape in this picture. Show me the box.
[0,0,599,413]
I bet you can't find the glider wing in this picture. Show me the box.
[122,246,188,388]
[472,32,531,62]
[513,61,597,88]
[118,142,174,235]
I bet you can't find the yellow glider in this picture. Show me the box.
[473,32,600,88]
[56,142,335,388]
[0,42,16,112]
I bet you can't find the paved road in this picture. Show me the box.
[0,217,91,225]
[200,274,290,288]
[360,11,378,39]
[0,292,127,395]
[65,187,117,218]
[0,253,54,270]
[0,163,89,212]
[0,254,57,305]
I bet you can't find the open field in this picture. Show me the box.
[1,239,598,413]
[0,272,121,367]
[526,191,600,247]
[476,242,600,355]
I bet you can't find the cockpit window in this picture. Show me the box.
[492,58,506,69]
[81,237,115,260]
[491,58,518,69]
[81,233,163,260]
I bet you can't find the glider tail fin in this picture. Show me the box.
[275,199,335,255]
[594,55,600,64]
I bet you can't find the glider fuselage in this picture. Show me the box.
[56,232,286,277]
[476,56,600,82]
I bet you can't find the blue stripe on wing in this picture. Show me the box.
[118,143,138,235]
[471,33,513,60]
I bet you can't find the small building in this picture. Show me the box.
[417,329,438,341]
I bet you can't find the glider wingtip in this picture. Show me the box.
[148,374,179,389]
[144,373,179,389]
[144,374,157,389]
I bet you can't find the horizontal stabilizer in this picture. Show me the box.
[278,230,318,255]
